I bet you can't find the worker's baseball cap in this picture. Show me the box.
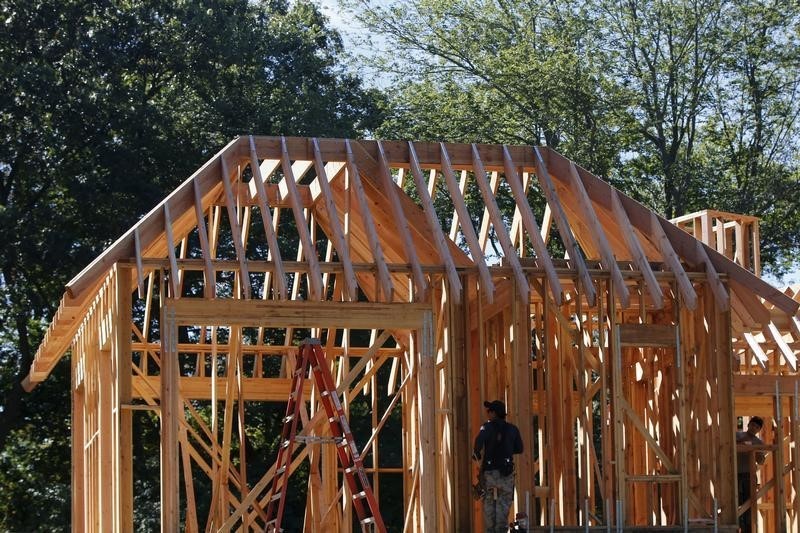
[483,400,506,418]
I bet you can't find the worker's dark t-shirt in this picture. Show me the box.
[473,419,524,473]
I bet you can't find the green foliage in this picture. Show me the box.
[0,0,381,529]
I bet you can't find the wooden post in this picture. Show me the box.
[512,275,534,510]
[418,310,436,531]
[450,279,472,531]
[160,302,180,531]
[114,265,133,532]
[98,344,114,531]
[714,285,737,525]
[72,362,86,532]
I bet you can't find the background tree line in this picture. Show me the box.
[0,0,798,530]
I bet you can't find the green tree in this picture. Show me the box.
[350,0,631,178]
[699,0,800,274]
[600,0,728,218]
[0,0,381,529]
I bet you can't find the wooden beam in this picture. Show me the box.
[501,146,563,305]
[132,376,312,402]
[311,138,358,301]
[609,190,664,309]
[541,147,798,315]
[408,142,462,303]
[765,321,798,371]
[345,139,395,302]
[166,299,428,330]
[162,203,181,298]
[742,332,770,370]
[648,211,698,310]
[565,162,630,307]
[377,141,429,301]
[692,239,730,311]
[471,144,529,300]
[533,147,596,305]
[280,136,323,300]
[220,156,252,299]
[192,180,217,299]
[439,143,495,302]
[248,136,287,299]
[159,307,180,532]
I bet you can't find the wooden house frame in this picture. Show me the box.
[26,136,800,531]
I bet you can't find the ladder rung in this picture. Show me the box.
[275,466,287,476]
[270,492,283,502]
[361,517,376,525]
[345,465,359,474]
[320,390,330,397]
[352,491,367,500]
[281,440,291,448]
[282,414,295,423]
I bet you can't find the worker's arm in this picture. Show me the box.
[473,424,488,460]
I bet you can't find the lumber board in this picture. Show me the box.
[471,144,529,300]
[439,143,495,301]
[502,146,563,305]
[166,299,428,329]
[617,324,677,347]
[280,136,323,300]
[311,138,358,301]
[533,147,596,306]
[248,136,287,299]
[375,141,429,300]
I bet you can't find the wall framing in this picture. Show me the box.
[29,136,800,532]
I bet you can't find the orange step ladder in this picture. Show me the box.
[263,338,386,532]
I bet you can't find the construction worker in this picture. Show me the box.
[472,400,524,532]
[737,416,766,533]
